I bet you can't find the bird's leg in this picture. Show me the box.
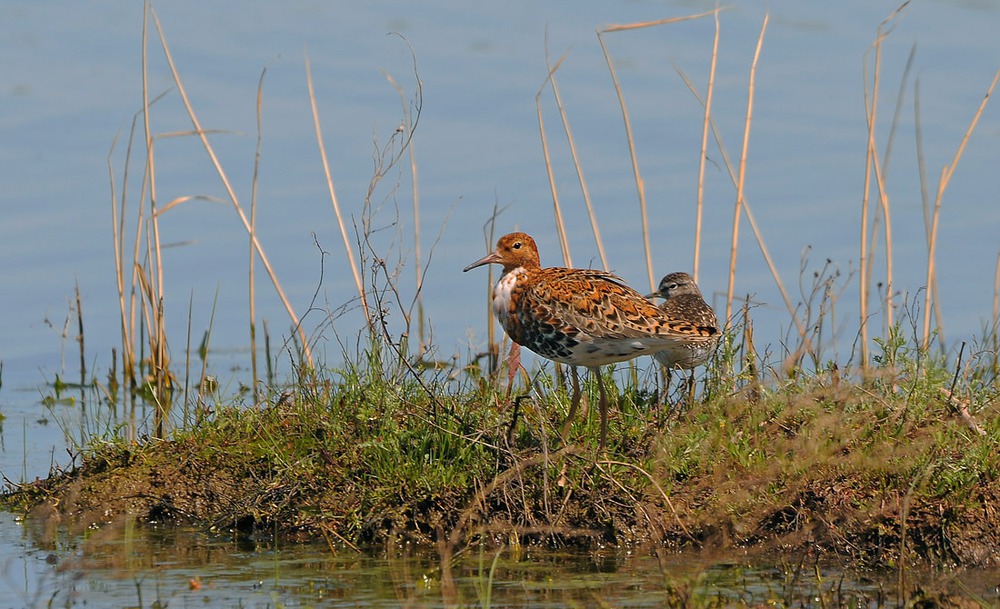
[593,366,609,452]
[658,365,672,427]
[685,370,696,409]
[561,365,582,443]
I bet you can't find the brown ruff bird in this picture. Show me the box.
[645,272,720,399]
[464,232,712,449]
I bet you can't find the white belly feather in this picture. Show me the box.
[491,268,522,327]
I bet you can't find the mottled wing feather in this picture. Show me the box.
[527,268,714,341]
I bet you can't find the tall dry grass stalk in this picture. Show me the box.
[535,54,573,268]
[922,67,1000,351]
[673,53,805,350]
[864,34,895,335]
[692,9,721,283]
[597,10,723,292]
[913,80,945,343]
[304,51,369,329]
[542,41,608,271]
[110,3,316,437]
[141,4,169,437]
[249,68,267,402]
[597,9,808,357]
[994,250,1000,323]
[860,4,908,362]
[149,5,311,367]
[724,14,768,327]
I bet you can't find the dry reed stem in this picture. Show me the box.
[381,41,425,353]
[545,40,608,271]
[598,460,696,543]
[601,9,725,34]
[142,3,170,431]
[724,14,768,325]
[994,249,999,322]
[250,67,266,401]
[108,133,135,394]
[596,31,651,291]
[397,85,425,352]
[859,2,908,368]
[923,66,1000,350]
[674,64,805,343]
[693,9,721,283]
[303,51,369,331]
[866,44,915,339]
[913,80,946,342]
[598,8,725,291]
[861,14,899,340]
[149,7,312,366]
[536,53,573,267]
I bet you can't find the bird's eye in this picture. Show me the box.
[512,241,522,250]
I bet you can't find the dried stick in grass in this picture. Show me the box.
[913,80,946,341]
[674,61,806,347]
[249,67,266,402]
[693,9,720,283]
[598,8,724,292]
[994,249,1000,322]
[861,8,905,342]
[536,53,573,267]
[597,31,651,291]
[304,51,369,330]
[724,14,768,326]
[383,46,426,353]
[923,67,1000,351]
[544,38,608,271]
[149,6,312,365]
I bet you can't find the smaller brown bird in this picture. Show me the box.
[645,272,720,399]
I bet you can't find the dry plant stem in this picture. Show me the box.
[142,3,170,435]
[693,9,720,283]
[535,54,573,267]
[939,388,987,437]
[108,132,136,393]
[183,292,194,426]
[74,281,86,399]
[545,41,608,271]
[923,67,1000,351]
[913,80,946,344]
[250,67,266,401]
[149,7,312,365]
[302,50,369,328]
[862,15,897,340]
[599,9,723,292]
[724,14,768,325]
[674,64,805,344]
[598,460,696,543]
[994,250,1000,321]
[596,31,651,291]
[860,3,907,367]
[406,104,424,352]
[872,66,895,337]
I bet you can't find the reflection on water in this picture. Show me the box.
[2,517,996,607]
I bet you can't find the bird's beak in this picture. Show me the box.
[644,291,660,300]
[463,251,501,272]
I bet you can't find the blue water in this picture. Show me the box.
[1,1,998,605]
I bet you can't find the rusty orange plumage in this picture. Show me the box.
[464,232,711,449]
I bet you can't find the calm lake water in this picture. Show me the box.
[1,0,998,605]
[3,512,997,608]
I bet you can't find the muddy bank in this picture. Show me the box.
[4,415,998,571]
